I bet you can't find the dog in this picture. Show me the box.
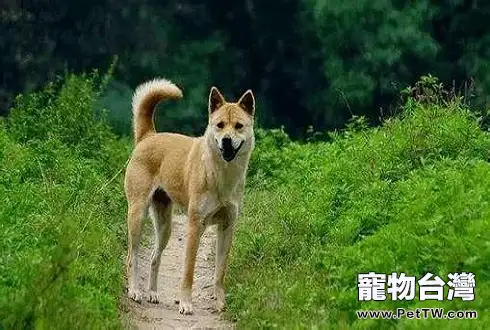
[124,78,255,315]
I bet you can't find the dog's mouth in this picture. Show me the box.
[220,140,244,162]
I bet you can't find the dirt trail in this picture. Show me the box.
[124,214,235,330]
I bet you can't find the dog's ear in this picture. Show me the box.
[209,87,225,114]
[237,89,255,116]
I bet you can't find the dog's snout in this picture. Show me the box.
[222,137,232,149]
[219,136,244,162]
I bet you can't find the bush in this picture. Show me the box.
[229,79,490,328]
[0,72,130,329]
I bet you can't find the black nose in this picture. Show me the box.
[222,137,233,150]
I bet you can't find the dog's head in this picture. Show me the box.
[207,86,255,162]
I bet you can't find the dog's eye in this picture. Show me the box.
[217,122,224,129]
[235,123,244,129]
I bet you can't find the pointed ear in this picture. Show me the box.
[237,89,255,116]
[209,86,225,114]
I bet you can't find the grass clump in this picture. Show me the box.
[228,77,490,329]
[0,72,130,329]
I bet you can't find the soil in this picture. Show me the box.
[123,214,236,330]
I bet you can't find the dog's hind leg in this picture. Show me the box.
[126,199,147,303]
[125,172,153,303]
[148,188,173,304]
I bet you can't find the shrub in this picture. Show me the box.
[229,79,490,328]
[0,71,130,329]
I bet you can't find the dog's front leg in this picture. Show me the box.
[214,207,237,312]
[179,210,205,315]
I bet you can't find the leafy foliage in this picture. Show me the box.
[229,78,490,328]
[0,73,130,329]
[2,1,490,137]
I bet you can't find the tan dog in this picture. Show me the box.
[124,78,255,315]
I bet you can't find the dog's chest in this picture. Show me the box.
[210,164,243,199]
[198,169,243,222]
[198,190,237,225]
[215,173,239,200]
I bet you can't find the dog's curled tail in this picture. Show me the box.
[131,78,183,144]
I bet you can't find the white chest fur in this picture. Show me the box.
[197,161,245,224]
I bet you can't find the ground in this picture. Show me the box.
[124,215,235,330]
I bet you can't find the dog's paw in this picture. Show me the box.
[215,299,226,313]
[148,291,159,304]
[128,288,142,303]
[213,286,225,311]
[179,300,194,315]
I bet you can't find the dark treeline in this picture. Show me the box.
[1,0,489,137]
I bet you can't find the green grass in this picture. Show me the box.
[0,72,131,329]
[228,91,490,328]
[2,72,489,329]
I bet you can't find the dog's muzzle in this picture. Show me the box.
[220,137,244,162]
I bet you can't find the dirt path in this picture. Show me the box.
[124,214,235,330]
